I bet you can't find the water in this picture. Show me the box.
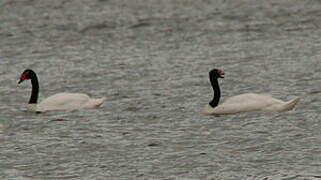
[0,0,321,179]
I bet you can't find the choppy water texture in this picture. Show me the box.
[0,0,321,179]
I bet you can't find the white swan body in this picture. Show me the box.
[32,93,106,112]
[19,69,105,112]
[203,93,300,115]
[203,69,300,115]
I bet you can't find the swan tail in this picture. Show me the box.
[278,97,300,112]
[87,97,106,108]
[95,97,106,107]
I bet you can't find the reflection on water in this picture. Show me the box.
[0,0,321,179]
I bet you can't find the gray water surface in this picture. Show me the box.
[0,0,321,179]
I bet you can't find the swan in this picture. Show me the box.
[18,69,106,112]
[203,68,300,115]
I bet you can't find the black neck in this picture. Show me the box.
[209,77,220,108]
[29,72,39,104]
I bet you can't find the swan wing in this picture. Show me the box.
[38,93,92,111]
[205,93,291,115]
[213,100,270,114]
[223,93,281,104]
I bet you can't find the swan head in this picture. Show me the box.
[210,69,225,79]
[18,69,35,84]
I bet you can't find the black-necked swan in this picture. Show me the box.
[203,68,300,115]
[18,69,106,112]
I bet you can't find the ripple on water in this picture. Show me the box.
[1,0,321,179]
